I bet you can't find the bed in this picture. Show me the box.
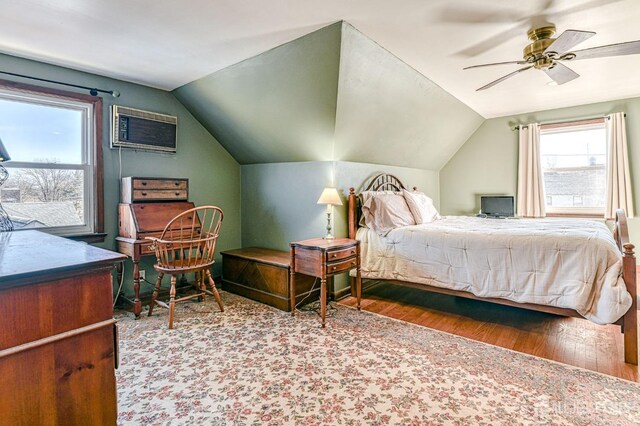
[347,173,638,365]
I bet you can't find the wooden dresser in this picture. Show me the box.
[116,177,195,318]
[0,230,125,424]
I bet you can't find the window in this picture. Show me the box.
[539,120,607,216]
[0,81,103,237]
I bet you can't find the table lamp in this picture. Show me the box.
[0,138,12,232]
[317,187,342,239]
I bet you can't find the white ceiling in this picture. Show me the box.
[2,0,640,118]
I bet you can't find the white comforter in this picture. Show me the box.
[355,216,632,324]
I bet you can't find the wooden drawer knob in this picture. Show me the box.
[141,181,147,186]
[332,266,337,271]
[175,192,180,196]
[174,182,180,186]
[332,253,337,258]
[141,192,147,196]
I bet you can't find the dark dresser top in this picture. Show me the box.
[0,230,125,285]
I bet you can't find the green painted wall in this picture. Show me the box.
[440,96,640,244]
[0,53,241,297]
[241,160,439,293]
[174,22,342,164]
[334,23,484,170]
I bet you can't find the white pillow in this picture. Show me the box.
[358,191,396,227]
[361,192,415,235]
[402,190,440,224]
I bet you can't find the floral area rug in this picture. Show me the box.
[115,292,640,425]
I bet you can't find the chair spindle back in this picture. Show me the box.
[153,206,223,271]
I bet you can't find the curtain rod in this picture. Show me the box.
[0,70,120,98]
[511,113,626,131]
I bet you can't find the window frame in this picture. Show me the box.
[539,118,607,218]
[0,79,104,240]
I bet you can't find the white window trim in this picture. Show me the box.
[540,120,607,217]
[0,89,96,236]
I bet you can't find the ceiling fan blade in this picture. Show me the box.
[544,30,596,55]
[544,62,580,85]
[477,65,534,91]
[571,40,640,60]
[550,0,624,20]
[464,60,529,70]
[456,23,528,57]
[438,5,526,24]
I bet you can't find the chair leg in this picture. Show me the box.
[198,271,206,303]
[205,269,224,312]
[168,275,177,329]
[148,272,164,317]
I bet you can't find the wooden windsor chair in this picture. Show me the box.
[146,206,224,329]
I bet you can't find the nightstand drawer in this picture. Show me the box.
[327,257,358,274]
[326,246,357,262]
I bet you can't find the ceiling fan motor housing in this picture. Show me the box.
[524,25,557,69]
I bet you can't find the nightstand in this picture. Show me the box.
[289,238,361,327]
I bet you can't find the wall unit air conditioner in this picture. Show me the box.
[111,106,177,153]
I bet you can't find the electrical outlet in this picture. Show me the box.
[139,270,146,281]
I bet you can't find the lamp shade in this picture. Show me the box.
[317,187,343,206]
[0,138,10,162]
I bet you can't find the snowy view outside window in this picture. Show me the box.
[0,92,93,233]
[540,123,607,214]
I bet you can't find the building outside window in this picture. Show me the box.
[539,120,607,216]
[0,86,100,236]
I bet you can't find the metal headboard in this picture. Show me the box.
[348,173,414,239]
[363,173,406,192]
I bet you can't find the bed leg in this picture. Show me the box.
[624,307,638,365]
[622,243,638,365]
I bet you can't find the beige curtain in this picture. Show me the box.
[606,112,634,219]
[517,123,546,218]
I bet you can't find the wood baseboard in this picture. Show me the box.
[333,286,352,301]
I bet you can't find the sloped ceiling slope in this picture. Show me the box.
[334,23,484,170]
[173,22,342,164]
[175,21,484,169]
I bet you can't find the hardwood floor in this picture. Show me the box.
[339,281,639,382]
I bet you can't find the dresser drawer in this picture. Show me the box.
[132,189,188,201]
[121,177,189,203]
[326,246,357,262]
[140,240,156,256]
[133,178,187,190]
[327,257,358,274]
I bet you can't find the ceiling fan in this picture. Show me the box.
[464,24,640,91]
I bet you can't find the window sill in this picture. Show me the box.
[545,213,604,219]
[65,233,107,244]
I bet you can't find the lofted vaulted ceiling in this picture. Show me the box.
[174,23,483,168]
[2,0,640,118]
